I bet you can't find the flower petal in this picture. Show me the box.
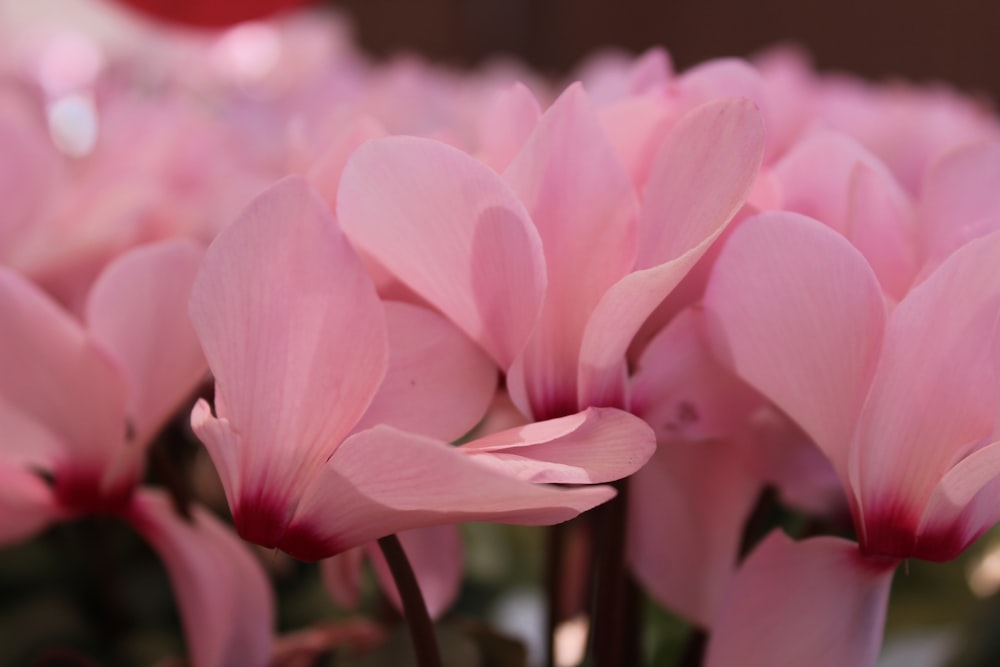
[353,301,496,442]
[279,425,616,561]
[854,231,1000,556]
[459,407,655,484]
[189,176,387,537]
[126,489,274,667]
[704,212,885,480]
[87,239,207,448]
[0,460,61,545]
[338,136,546,368]
[705,533,896,667]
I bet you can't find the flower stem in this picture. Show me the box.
[377,533,442,667]
[591,478,638,667]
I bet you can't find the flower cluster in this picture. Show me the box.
[2,6,1000,667]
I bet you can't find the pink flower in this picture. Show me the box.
[189,176,655,561]
[700,212,1000,665]
[338,83,765,419]
[0,241,273,667]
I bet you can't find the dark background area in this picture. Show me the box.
[331,0,1000,100]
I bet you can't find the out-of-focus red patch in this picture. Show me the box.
[106,0,318,28]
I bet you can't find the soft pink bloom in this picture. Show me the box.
[338,83,765,419]
[0,241,273,667]
[701,212,1000,664]
[189,176,655,561]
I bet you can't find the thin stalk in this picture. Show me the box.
[545,522,566,667]
[377,534,442,667]
[591,478,636,667]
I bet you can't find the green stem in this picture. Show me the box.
[377,534,442,667]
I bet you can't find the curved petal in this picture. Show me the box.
[477,82,541,172]
[628,436,760,627]
[576,99,765,409]
[845,164,918,301]
[126,489,274,667]
[0,267,127,475]
[635,97,765,270]
[854,231,1000,556]
[189,176,387,538]
[0,461,62,545]
[87,239,207,448]
[353,301,497,442]
[503,83,639,419]
[278,425,616,561]
[306,116,387,208]
[919,140,1000,262]
[703,212,885,480]
[459,407,655,484]
[338,136,546,368]
[705,533,896,667]
[369,524,464,619]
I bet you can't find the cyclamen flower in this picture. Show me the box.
[189,176,655,561]
[337,83,765,419]
[0,241,273,667]
[701,212,1000,666]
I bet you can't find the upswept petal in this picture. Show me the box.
[628,436,760,627]
[916,439,1000,562]
[87,239,207,448]
[0,460,62,545]
[126,489,274,667]
[771,130,903,235]
[352,301,497,441]
[845,164,918,301]
[503,83,639,418]
[189,176,387,530]
[919,140,1000,263]
[703,213,885,480]
[0,267,127,474]
[338,136,546,368]
[705,533,896,667]
[853,231,1000,554]
[369,524,464,619]
[597,96,673,190]
[476,82,541,172]
[458,407,655,484]
[635,98,765,270]
[307,116,387,208]
[280,425,616,561]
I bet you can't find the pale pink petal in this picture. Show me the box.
[576,99,764,409]
[635,98,765,270]
[853,231,1000,556]
[87,239,207,448]
[338,136,546,368]
[705,533,895,667]
[630,308,760,442]
[369,524,464,619]
[704,212,885,480]
[598,96,673,190]
[919,140,1000,262]
[771,130,901,236]
[628,436,760,627]
[126,489,274,667]
[458,407,655,484]
[320,547,366,610]
[917,439,1000,562]
[353,301,496,442]
[306,116,387,208]
[188,176,387,540]
[503,83,639,418]
[845,163,918,301]
[0,267,127,475]
[0,106,61,257]
[0,397,64,468]
[279,426,616,561]
[477,82,541,172]
[0,461,62,545]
